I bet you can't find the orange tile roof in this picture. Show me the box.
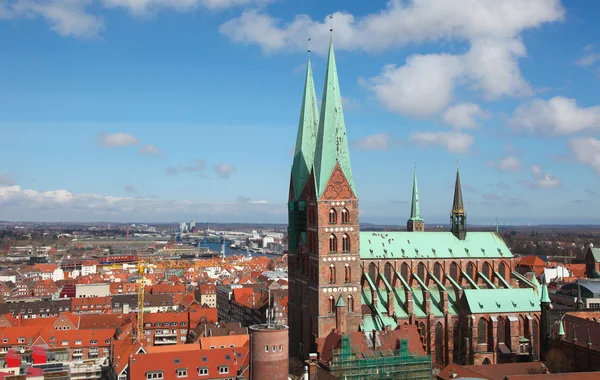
[199,334,249,349]
[517,256,546,267]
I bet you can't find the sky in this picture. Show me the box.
[1,0,600,225]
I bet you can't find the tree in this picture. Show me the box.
[545,348,573,373]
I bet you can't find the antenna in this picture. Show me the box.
[308,37,311,55]
[329,14,333,36]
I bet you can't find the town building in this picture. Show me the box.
[286,37,543,371]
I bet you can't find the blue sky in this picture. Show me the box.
[1,0,600,224]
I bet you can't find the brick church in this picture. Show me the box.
[287,38,545,368]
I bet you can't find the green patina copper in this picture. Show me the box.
[336,294,346,307]
[463,288,541,314]
[540,281,551,303]
[291,58,319,200]
[409,170,423,222]
[558,320,565,336]
[314,40,356,198]
[360,231,514,260]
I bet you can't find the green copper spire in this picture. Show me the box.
[291,56,319,200]
[409,169,423,222]
[558,320,565,336]
[314,40,356,198]
[452,166,465,214]
[540,281,551,304]
[451,162,467,240]
[336,294,346,307]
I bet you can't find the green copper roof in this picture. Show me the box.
[558,320,565,336]
[360,231,514,260]
[409,170,423,222]
[336,294,346,307]
[463,288,541,314]
[452,168,464,214]
[540,282,551,303]
[291,58,319,200]
[314,40,356,198]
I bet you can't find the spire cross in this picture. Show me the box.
[308,37,311,56]
[329,14,333,34]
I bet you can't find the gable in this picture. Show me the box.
[320,163,356,201]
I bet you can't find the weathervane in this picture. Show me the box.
[329,14,334,35]
[308,37,311,56]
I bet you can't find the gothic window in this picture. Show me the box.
[498,262,506,281]
[329,234,337,253]
[450,262,458,281]
[329,209,337,224]
[368,263,377,281]
[467,262,475,280]
[435,323,443,363]
[433,262,442,280]
[482,263,491,280]
[342,234,350,252]
[347,295,354,312]
[417,263,425,280]
[341,208,349,224]
[497,318,506,343]
[477,318,488,344]
[329,265,336,284]
[329,296,335,313]
[345,264,351,283]
[401,263,410,282]
[418,322,426,343]
[532,320,539,360]
[384,263,393,285]
[505,318,511,349]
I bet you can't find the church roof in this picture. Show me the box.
[290,57,319,200]
[313,40,355,198]
[588,247,600,263]
[463,288,541,314]
[409,170,423,222]
[360,231,513,260]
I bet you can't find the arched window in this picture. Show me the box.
[433,262,442,280]
[497,318,506,343]
[345,264,351,283]
[477,318,488,344]
[532,319,539,360]
[467,262,475,279]
[498,262,506,281]
[341,208,349,224]
[401,263,410,281]
[342,234,350,252]
[450,262,458,281]
[482,262,491,280]
[435,323,443,363]
[329,209,337,224]
[482,358,491,365]
[417,263,425,280]
[329,264,336,283]
[329,234,337,253]
[418,322,426,343]
[329,296,335,313]
[505,318,511,349]
[384,263,393,285]
[368,263,377,281]
[347,295,354,312]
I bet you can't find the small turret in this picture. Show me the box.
[335,295,347,334]
[407,169,424,232]
[558,320,565,339]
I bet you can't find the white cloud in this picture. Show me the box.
[214,163,234,178]
[0,185,282,222]
[408,131,474,154]
[353,133,391,150]
[0,174,15,186]
[486,156,522,172]
[8,0,104,38]
[341,96,360,111]
[101,0,269,15]
[98,132,140,147]
[139,144,164,156]
[442,103,490,130]
[510,96,600,135]
[576,44,600,67]
[568,137,600,175]
[166,159,206,175]
[521,165,561,188]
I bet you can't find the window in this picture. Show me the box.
[176,369,188,378]
[175,358,180,364]
[219,366,229,374]
[417,263,425,280]
[482,263,491,280]
[180,322,186,326]
[345,264,351,283]
[105,339,111,344]
[75,340,82,345]
[329,208,337,224]
[466,262,475,280]
[18,338,25,343]
[384,263,393,285]
[341,208,349,224]
[368,263,377,281]
[272,345,276,352]
[450,262,458,281]
[329,296,335,313]
[497,318,505,343]
[146,372,164,379]
[477,318,488,344]
[342,234,350,252]
[498,262,506,281]
[265,346,269,352]
[435,323,443,363]
[90,340,97,345]
[329,265,336,284]
[347,295,354,313]
[198,368,208,376]
[433,262,442,280]
[418,322,426,342]
[279,344,283,351]
[401,263,409,282]
[329,234,337,253]
[61,340,68,346]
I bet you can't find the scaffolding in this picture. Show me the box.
[330,335,432,380]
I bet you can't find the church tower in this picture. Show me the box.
[407,170,424,232]
[287,51,319,358]
[450,166,467,240]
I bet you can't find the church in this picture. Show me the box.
[287,37,545,369]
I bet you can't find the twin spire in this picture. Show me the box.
[290,37,355,200]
